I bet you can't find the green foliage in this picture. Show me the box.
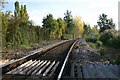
[83,23,92,38]
[61,33,73,40]
[2,1,41,49]
[100,29,115,44]
[96,40,103,48]
[57,18,66,39]
[88,42,96,49]
[83,24,101,44]
[64,10,75,37]
[97,13,115,32]
[86,36,98,43]
[2,11,11,47]
[42,14,59,40]
[14,1,20,17]
[107,36,120,49]
[3,1,119,52]
[42,10,83,40]
[99,29,120,48]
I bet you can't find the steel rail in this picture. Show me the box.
[57,40,78,80]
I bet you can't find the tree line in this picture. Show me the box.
[1,1,84,49]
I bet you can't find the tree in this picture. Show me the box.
[64,10,75,37]
[42,14,59,40]
[20,5,29,23]
[100,29,117,42]
[2,11,11,47]
[14,1,20,17]
[0,0,8,48]
[97,13,115,32]
[57,18,66,39]
[1,1,42,48]
[6,1,40,48]
[83,23,92,37]
[73,16,84,38]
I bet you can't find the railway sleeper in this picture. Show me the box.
[7,60,60,77]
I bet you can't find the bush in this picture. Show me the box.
[99,29,120,49]
[107,36,120,49]
[96,40,103,47]
[85,34,100,43]
[61,34,73,40]
[88,42,96,49]
[61,34,70,40]
[100,30,114,44]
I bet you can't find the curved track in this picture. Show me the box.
[1,39,120,80]
[1,39,77,80]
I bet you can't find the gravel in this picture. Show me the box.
[71,39,110,64]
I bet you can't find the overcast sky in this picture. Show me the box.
[3,0,119,28]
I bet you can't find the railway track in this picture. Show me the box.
[1,39,77,80]
[1,39,120,80]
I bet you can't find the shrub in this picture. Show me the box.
[100,30,114,44]
[99,29,120,49]
[85,34,100,43]
[107,36,120,49]
[61,34,73,40]
[88,42,96,49]
[96,40,103,47]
